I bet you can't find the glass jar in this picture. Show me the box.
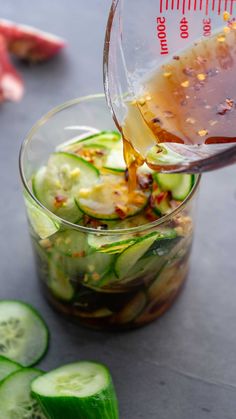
[19,94,200,330]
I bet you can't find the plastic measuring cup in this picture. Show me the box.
[104,0,236,172]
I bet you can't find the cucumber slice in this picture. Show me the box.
[103,140,126,172]
[115,232,161,278]
[33,152,99,223]
[113,292,147,324]
[155,173,194,201]
[49,262,74,301]
[150,181,171,216]
[153,173,183,191]
[65,131,121,149]
[68,143,109,168]
[0,368,46,418]
[31,361,119,419]
[0,356,21,382]
[24,196,60,239]
[88,233,137,254]
[53,230,89,257]
[0,301,49,366]
[76,173,149,220]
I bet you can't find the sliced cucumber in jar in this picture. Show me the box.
[0,356,21,382]
[67,143,109,168]
[154,173,194,200]
[64,130,121,150]
[53,229,89,257]
[31,361,119,419]
[50,249,114,290]
[32,152,99,223]
[0,368,46,419]
[115,232,161,278]
[76,172,149,220]
[0,300,49,366]
[88,233,137,254]
[49,262,74,301]
[112,292,147,325]
[150,181,171,216]
[24,196,60,239]
[103,140,126,172]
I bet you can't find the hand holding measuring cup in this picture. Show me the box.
[104,0,236,173]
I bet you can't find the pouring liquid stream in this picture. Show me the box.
[120,23,236,179]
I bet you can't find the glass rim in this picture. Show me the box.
[19,94,201,236]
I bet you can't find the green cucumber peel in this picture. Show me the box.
[31,361,119,419]
[0,300,49,366]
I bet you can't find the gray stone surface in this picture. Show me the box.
[0,1,236,418]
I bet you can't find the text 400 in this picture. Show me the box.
[156,17,169,55]
[180,17,189,39]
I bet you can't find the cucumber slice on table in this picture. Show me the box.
[0,368,46,419]
[0,356,21,382]
[0,301,49,366]
[154,173,194,200]
[25,196,60,239]
[76,173,149,220]
[32,361,119,419]
[33,152,99,223]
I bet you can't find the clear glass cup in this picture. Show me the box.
[19,94,200,330]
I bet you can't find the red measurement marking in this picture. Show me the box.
[200,0,203,9]
[160,0,163,13]
[171,0,175,9]
[230,0,234,14]
[182,0,186,14]
[194,0,197,10]
[218,0,222,14]
[205,0,209,14]
[188,0,191,9]
[224,0,228,11]
[212,0,215,9]
[166,0,169,9]
[177,0,180,9]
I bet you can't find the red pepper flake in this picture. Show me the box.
[217,98,234,115]
[173,55,180,60]
[72,251,86,258]
[156,191,167,205]
[54,195,67,208]
[115,205,128,219]
[92,272,100,281]
[145,207,158,221]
